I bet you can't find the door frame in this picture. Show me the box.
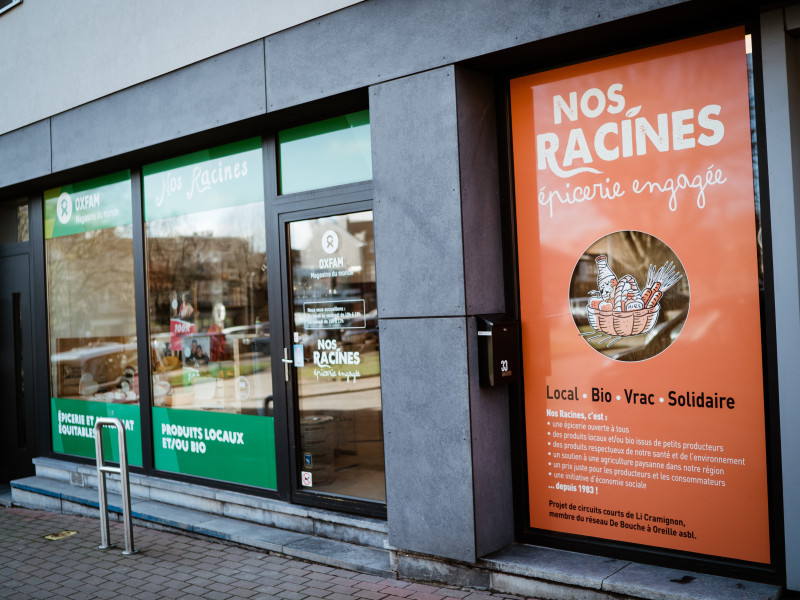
[0,228,37,482]
[264,137,384,517]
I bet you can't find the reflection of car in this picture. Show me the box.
[222,324,270,337]
[51,340,138,398]
[222,324,270,357]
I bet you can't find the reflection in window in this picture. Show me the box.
[45,175,138,405]
[289,211,385,503]
[143,139,271,416]
[45,171,142,464]
[0,198,29,244]
[143,139,277,489]
[145,205,271,414]
[47,227,138,402]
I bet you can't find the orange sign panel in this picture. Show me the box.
[510,28,770,563]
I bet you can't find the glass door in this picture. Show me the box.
[282,209,385,507]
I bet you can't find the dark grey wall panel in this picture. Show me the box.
[761,10,800,591]
[455,66,505,316]
[0,121,51,189]
[381,317,476,562]
[467,317,514,557]
[265,0,684,111]
[51,41,267,173]
[371,66,465,318]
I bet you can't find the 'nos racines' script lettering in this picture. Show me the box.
[153,159,249,207]
[536,84,724,178]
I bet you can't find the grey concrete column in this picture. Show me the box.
[371,65,512,563]
[760,9,800,592]
[456,67,514,557]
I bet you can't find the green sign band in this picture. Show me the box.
[44,171,132,240]
[278,110,371,195]
[152,406,277,489]
[51,397,142,466]
[143,137,263,221]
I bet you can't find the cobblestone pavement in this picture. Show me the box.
[0,507,541,600]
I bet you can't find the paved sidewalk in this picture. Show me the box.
[0,506,540,600]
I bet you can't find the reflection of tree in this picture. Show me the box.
[290,214,379,358]
[46,227,138,397]
[0,201,29,243]
[145,206,268,335]
[17,205,29,242]
[46,227,137,341]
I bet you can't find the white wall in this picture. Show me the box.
[0,0,363,135]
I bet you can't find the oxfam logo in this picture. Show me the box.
[321,230,339,254]
[56,192,73,225]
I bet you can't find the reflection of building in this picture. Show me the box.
[3,2,800,598]
[147,236,267,330]
[290,218,378,331]
[46,230,137,339]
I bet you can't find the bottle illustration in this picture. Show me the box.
[595,255,617,290]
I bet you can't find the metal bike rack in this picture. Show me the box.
[93,417,137,555]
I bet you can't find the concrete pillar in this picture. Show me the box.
[761,8,800,592]
[371,64,513,562]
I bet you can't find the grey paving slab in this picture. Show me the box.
[215,488,311,517]
[490,572,611,600]
[31,458,388,543]
[191,515,308,551]
[149,485,224,513]
[481,544,628,589]
[603,562,780,600]
[130,499,206,530]
[283,535,393,577]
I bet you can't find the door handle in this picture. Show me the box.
[282,347,293,382]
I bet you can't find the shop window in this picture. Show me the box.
[509,28,770,565]
[45,171,142,464]
[143,137,277,489]
[0,198,28,243]
[278,110,372,195]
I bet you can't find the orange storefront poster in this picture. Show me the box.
[510,28,770,562]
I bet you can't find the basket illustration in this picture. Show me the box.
[587,303,660,337]
[573,234,687,361]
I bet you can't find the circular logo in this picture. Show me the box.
[236,376,251,401]
[57,192,73,225]
[569,231,689,362]
[213,302,226,323]
[321,230,339,254]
